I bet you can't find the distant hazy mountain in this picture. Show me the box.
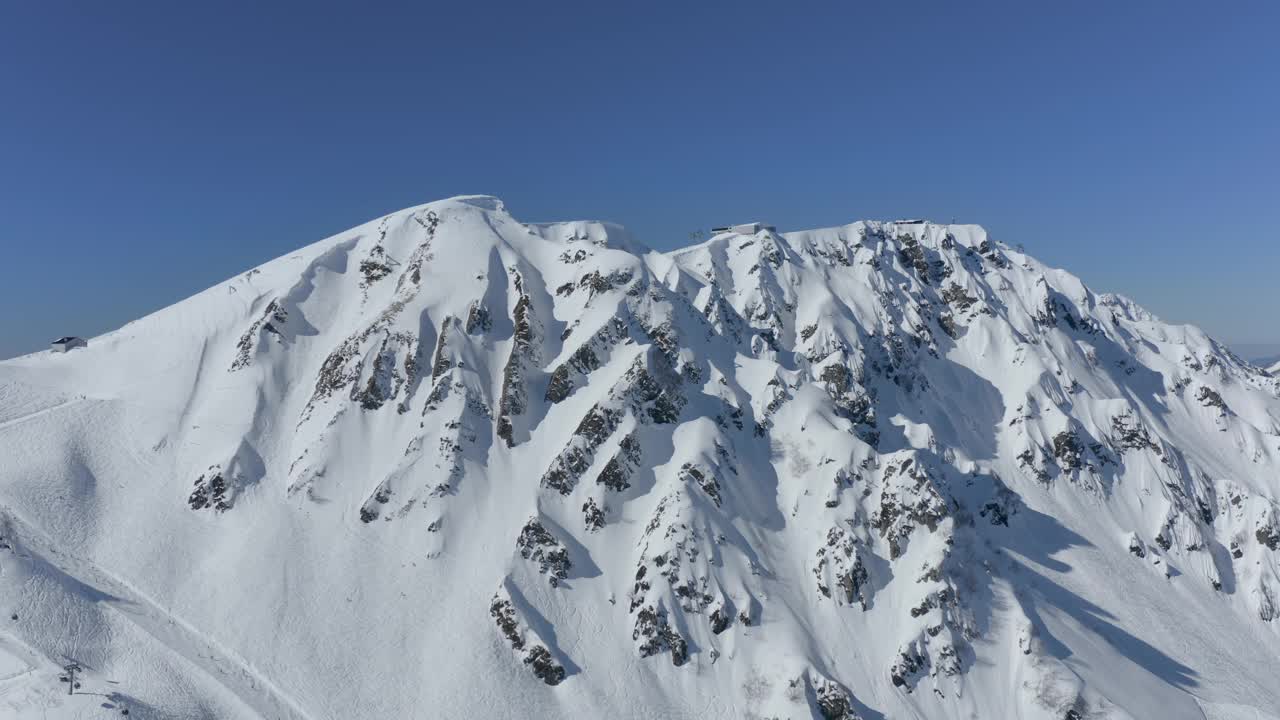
[2,196,1279,719]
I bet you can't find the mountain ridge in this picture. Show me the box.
[1,195,1278,719]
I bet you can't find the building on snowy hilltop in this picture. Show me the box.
[50,336,87,353]
[711,222,775,235]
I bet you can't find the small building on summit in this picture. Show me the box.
[51,336,87,353]
[711,222,775,235]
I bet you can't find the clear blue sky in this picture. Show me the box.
[2,1,1277,360]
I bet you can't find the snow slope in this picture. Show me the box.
[2,195,1280,719]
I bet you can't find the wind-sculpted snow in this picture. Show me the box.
[2,196,1280,718]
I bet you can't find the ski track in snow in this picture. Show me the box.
[0,399,86,434]
[0,635,37,685]
[0,504,315,720]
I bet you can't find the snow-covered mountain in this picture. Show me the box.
[2,195,1280,720]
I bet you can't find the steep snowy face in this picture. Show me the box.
[2,196,1280,719]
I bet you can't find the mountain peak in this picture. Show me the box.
[442,193,507,211]
[1,197,1279,719]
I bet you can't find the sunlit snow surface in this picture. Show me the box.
[2,196,1279,719]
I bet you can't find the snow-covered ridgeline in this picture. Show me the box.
[1,195,1279,719]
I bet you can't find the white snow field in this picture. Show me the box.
[2,195,1280,719]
